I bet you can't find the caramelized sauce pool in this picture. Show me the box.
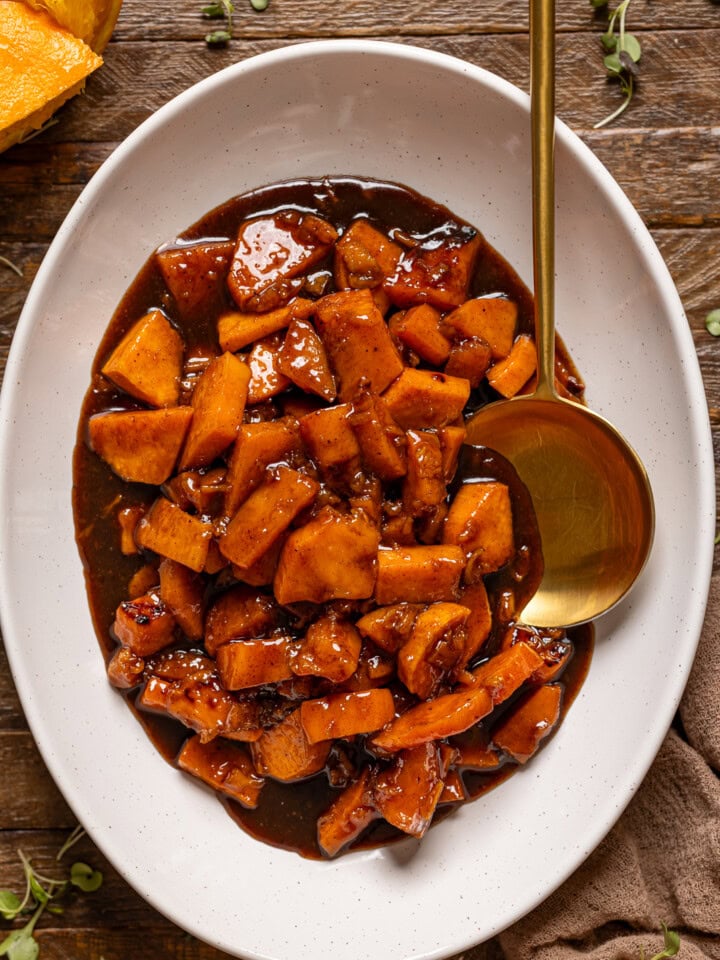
[73,176,593,859]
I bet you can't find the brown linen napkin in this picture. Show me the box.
[461,570,720,960]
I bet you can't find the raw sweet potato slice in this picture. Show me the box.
[158,558,204,641]
[355,603,422,654]
[444,337,493,387]
[274,506,380,605]
[382,368,470,429]
[246,335,291,404]
[291,614,362,683]
[317,769,377,858]
[219,465,319,570]
[300,688,395,744]
[204,584,279,657]
[333,219,402,291]
[224,418,300,515]
[314,289,404,400]
[278,316,337,401]
[228,212,337,312]
[177,734,264,808]
[251,708,331,782]
[402,430,445,517]
[470,642,545,705]
[135,497,213,573]
[218,298,315,352]
[349,387,407,480]
[443,480,514,574]
[492,684,563,763]
[397,602,470,699]
[178,352,250,469]
[372,742,444,837]
[443,296,517,360]
[216,636,294,690]
[156,240,234,318]
[385,232,481,311]
[112,591,176,656]
[375,545,465,605]
[299,403,361,475]
[89,406,193,485]
[101,309,184,408]
[369,685,493,754]
[394,304,451,366]
[486,333,536,399]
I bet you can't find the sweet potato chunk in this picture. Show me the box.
[117,505,144,555]
[372,742,444,837]
[251,708,331,782]
[382,368,470,429]
[127,564,160,599]
[314,289,404,400]
[228,212,337,312]
[500,625,573,684]
[113,591,176,656]
[394,304,451,365]
[278,316,337,401]
[274,506,380,605]
[246,335,291,404]
[402,430,445,517]
[224,418,300,515]
[216,636,293,689]
[291,614,362,683]
[157,240,234,318]
[443,480,514,574]
[438,424,467,483]
[443,296,517,360]
[317,769,377,858]
[219,466,319,570]
[385,232,481,310]
[101,309,183,408]
[334,219,402,291]
[178,352,250,469]
[492,684,562,763]
[177,735,264,807]
[349,387,407,481]
[486,333,537,398]
[89,407,193,485]
[135,497,213,572]
[397,602,470,699]
[204,584,279,656]
[458,581,493,663]
[158,558,204,640]
[355,603,421,654]
[232,534,285,587]
[107,646,145,689]
[370,685,493,754]
[299,403,361,475]
[218,298,315,352]
[471,642,545,705]
[375,545,465,605]
[300,688,395,744]
[444,337,493,387]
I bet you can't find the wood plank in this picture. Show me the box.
[0,643,27,731]
[0,733,74,828]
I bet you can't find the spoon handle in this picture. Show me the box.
[530,0,557,399]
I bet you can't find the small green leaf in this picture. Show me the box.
[0,891,21,920]
[6,936,39,960]
[705,309,720,336]
[603,52,623,75]
[649,923,681,960]
[69,862,103,894]
[205,28,231,44]
[621,32,642,61]
[250,0,269,9]
[590,0,608,7]
[201,1,225,15]
[26,878,47,908]
[601,31,617,51]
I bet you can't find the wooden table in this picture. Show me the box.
[1,2,718,957]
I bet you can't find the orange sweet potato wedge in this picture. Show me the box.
[246,335,291,404]
[299,403,361,475]
[251,708,331,782]
[382,368,470,429]
[216,636,294,690]
[178,352,250,469]
[491,683,563,763]
[88,406,193,485]
[177,734,264,808]
[394,304,451,366]
[458,581,493,663]
[397,602,470,699]
[158,558,204,641]
[355,603,422,654]
[135,497,213,573]
[117,505,144,555]
[402,430,445,517]
[112,591,176,656]
[333,219,402,291]
[486,334,537,398]
[372,742,444,837]
[204,584,279,657]
[443,296,517,360]
[375,545,465,605]
[218,298,315,352]
[278,316,337,401]
[101,309,184,408]
[300,688,395,744]
[438,424,467,482]
[291,614,362,683]
[317,769,378,858]
[443,480,514,574]
[224,418,300,515]
[349,387,407,481]
[156,240,234,318]
[369,684,493,754]
[444,337,493,387]
[107,646,145,689]
[470,641,545,705]
[385,232,481,311]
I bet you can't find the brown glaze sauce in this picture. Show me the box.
[73,176,593,859]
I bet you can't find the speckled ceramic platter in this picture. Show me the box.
[0,41,714,960]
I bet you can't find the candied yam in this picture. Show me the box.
[372,743,443,838]
[178,352,250,469]
[291,614,362,683]
[117,504,144,555]
[218,298,315,352]
[314,289,404,401]
[370,685,493,754]
[385,231,481,311]
[204,584,279,657]
[278,316,337,401]
[439,770,466,804]
[382,368,470,429]
[299,403,361,475]
[458,581,492,663]
[112,591,176,656]
[274,506,380,605]
[88,406,193,485]
[349,387,407,481]
[101,309,183,408]
[375,545,464,605]
[228,212,337,312]
[471,642,545,705]
[138,675,172,711]
[444,337,493,388]
[135,497,213,573]
[157,559,204,641]
[453,740,502,771]
[333,219,402,290]
[164,678,237,742]
[127,563,159,599]
[500,625,573,684]
[443,480,514,574]
[107,646,145,689]
[394,304,451,366]
[300,688,395,744]
[156,240,234,318]
[438,424,467,483]
[246,335,291,404]
[225,418,300,515]
[492,684,563,763]
[177,735,264,808]
[342,642,396,692]
[443,297,517,360]
[402,430,445,517]
[251,708,331,782]
[486,334,537,398]
[397,602,470,699]
[355,603,421,654]
[317,769,377,858]
[232,534,285,587]
[216,636,293,689]
[145,648,215,682]
[219,466,319,570]
[163,467,227,515]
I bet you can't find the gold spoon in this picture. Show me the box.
[465,0,655,628]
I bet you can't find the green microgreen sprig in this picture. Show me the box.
[202,0,234,45]
[591,0,642,128]
[645,923,681,960]
[705,308,720,336]
[0,256,22,278]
